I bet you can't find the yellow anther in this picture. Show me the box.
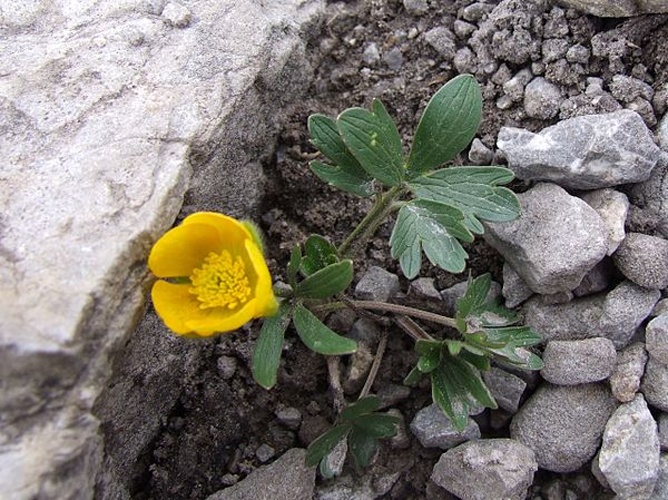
[189,250,251,309]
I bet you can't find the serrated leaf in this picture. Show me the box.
[293,304,357,355]
[294,260,353,299]
[390,200,471,279]
[353,413,400,438]
[341,395,381,421]
[305,423,352,467]
[252,303,291,389]
[431,354,497,431]
[409,166,520,234]
[348,427,378,468]
[456,273,492,321]
[459,349,491,371]
[301,234,339,276]
[407,74,483,175]
[337,99,405,187]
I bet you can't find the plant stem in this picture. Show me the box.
[359,331,388,399]
[337,185,404,258]
[314,299,458,329]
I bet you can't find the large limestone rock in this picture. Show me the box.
[0,1,324,498]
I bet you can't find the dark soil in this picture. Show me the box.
[135,1,668,498]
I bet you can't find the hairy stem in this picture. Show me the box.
[314,299,458,329]
[338,185,404,258]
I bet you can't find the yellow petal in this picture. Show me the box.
[183,212,252,246]
[245,239,278,317]
[184,300,257,336]
[151,280,212,335]
[148,223,224,278]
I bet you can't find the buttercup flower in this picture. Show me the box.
[148,212,277,337]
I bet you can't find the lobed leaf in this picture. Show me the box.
[293,304,357,355]
[352,413,401,439]
[300,234,339,276]
[252,303,292,389]
[305,423,352,467]
[390,200,472,279]
[341,395,381,421]
[337,99,405,187]
[407,74,482,175]
[409,166,520,234]
[348,427,378,468]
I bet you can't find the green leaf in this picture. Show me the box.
[431,354,497,431]
[483,326,543,348]
[459,349,491,371]
[301,234,339,276]
[390,200,472,279]
[403,365,423,386]
[341,395,381,421]
[407,74,482,175]
[305,423,352,467]
[352,413,400,438]
[293,304,358,355]
[348,427,378,468]
[252,303,292,389]
[456,273,492,321]
[287,245,302,288]
[294,260,354,299]
[310,160,375,198]
[409,166,520,234]
[337,99,405,187]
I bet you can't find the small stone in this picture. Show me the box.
[161,2,192,28]
[454,47,476,74]
[484,183,608,295]
[613,233,668,290]
[387,409,411,450]
[565,44,590,64]
[598,394,660,499]
[647,315,668,365]
[510,383,618,473]
[383,47,404,71]
[572,259,613,298]
[649,454,668,500]
[579,188,629,256]
[354,266,399,302]
[407,277,442,301]
[424,27,456,60]
[402,0,429,15]
[453,20,476,39]
[628,97,658,128]
[501,263,533,308]
[482,367,527,413]
[255,444,276,463]
[609,343,648,403]
[659,414,668,451]
[523,77,563,120]
[642,357,668,412]
[431,439,537,500]
[609,74,654,103]
[502,68,533,103]
[275,407,302,431]
[462,2,493,22]
[654,299,668,318]
[468,138,493,165]
[541,338,617,385]
[541,39,569,63]
[410,404,480,450]
[362,43,381,66]
[377,384,411,410]
[217,355,238,380]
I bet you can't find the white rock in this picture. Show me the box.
[0,1,324,498]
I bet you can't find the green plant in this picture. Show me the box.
[249,74,543,469]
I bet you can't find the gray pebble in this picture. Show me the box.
[424,27,456,60]
[647,315,668,365]
[431,439,537,500]
[565,44,590,64]
[468,138,493,165]
[541,338,617,385]
[482,367,527,413]
[510,383,618,473]
[659,414,668,451]
[613,233,668,290]
[362,42,380,66]
[402,0,429,15]
[275,407,302,431]
[354,266,399,301]
[642,357,668,412]
[524,77,562,119]
[609,342,648,403]
[410,404,480,450]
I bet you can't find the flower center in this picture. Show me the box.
[189,250,252,309]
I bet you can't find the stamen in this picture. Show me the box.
[189,251,251,309]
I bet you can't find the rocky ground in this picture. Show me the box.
[124,1,668,498]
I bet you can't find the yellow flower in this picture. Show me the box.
[148,212,277,337]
